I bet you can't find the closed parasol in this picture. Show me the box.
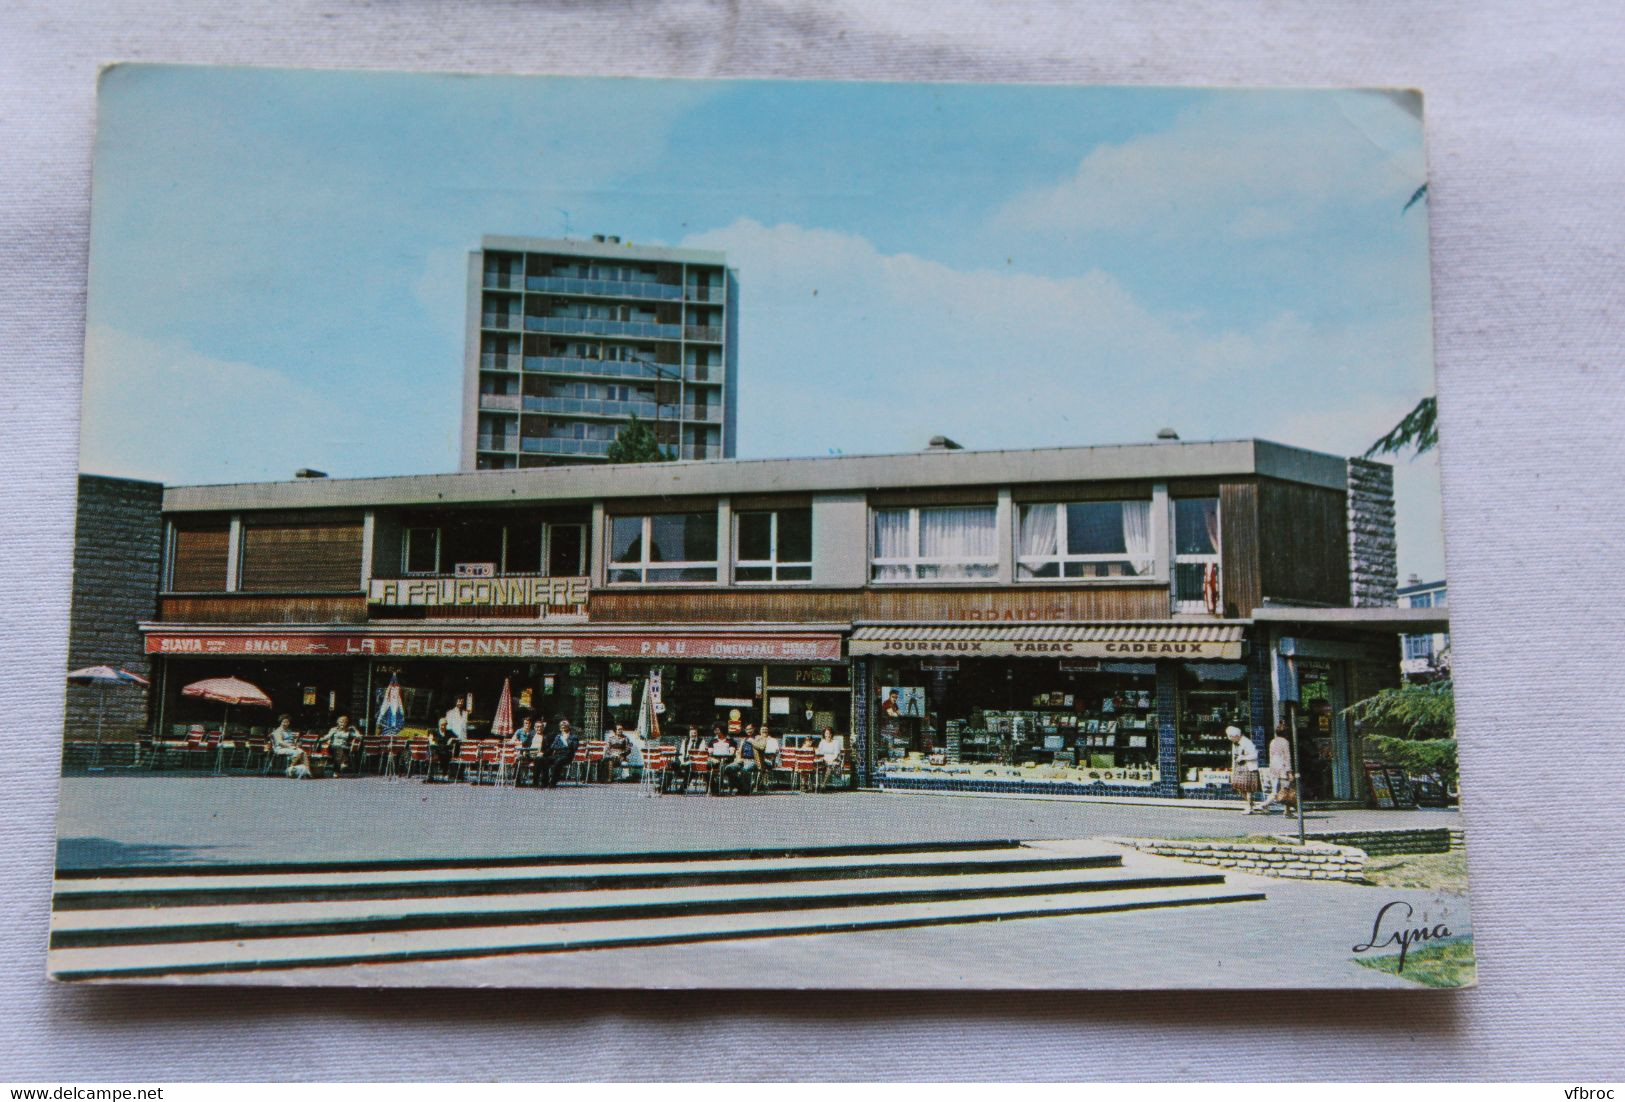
[492,677,515,740]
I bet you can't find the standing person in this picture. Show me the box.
[444,696,469,755]
[1226,725,1262,812]
[269,714,310,778]
[541,719,578,787]
[1257,721,1293,813]
[323,714,359,775]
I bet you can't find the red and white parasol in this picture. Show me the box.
[182,676,273,708]
[67,665,150,769]
[492,677,515,740]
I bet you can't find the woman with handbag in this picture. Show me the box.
[1225,725,1262,813]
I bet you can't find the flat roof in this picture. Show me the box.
[480,234,729,268]
[161,438,1359,514]
[1250,605,1449,632]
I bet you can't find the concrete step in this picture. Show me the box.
[53,845,1124,910]
[48,881,1265,981]
[51,863,1229,948]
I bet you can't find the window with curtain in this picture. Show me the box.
[871,505,997,581]
[735,508,813,582]
[608,511,718,583]
[1173,497,1220,609]
[1016,501,1155,579]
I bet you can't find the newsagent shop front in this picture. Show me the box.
[142,626,849,772]
[848,623,1262,799]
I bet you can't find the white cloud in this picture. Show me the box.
[79,325,362,484]
[994,92,1423,238]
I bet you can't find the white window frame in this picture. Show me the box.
[606,512,719,585]
[1015,500,1157,581]
[870,505,999,583]
[734,508,814,584]
[1172,497,1221,613]
[402,527,441,576]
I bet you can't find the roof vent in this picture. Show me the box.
[1156,427,1180,441]
[591,234,606,243]
[925,435,964,451]
[607,235,621,244]
[294,468,328,479]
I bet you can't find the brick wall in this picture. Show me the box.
[1110,837,1367,881]
[64,474,164,744]
[1346,458,1398,607]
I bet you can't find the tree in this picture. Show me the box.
[1344,679,1458,790]
[605,414,673,463]
[1366,395,1438,459]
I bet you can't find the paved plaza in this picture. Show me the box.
[54,774,1465,869]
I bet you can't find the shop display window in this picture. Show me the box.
[871,658,1161,787]
[1178,661,1249,786]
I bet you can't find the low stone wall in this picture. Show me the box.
[1295,828,1453,856]
[1109,837,1367,882]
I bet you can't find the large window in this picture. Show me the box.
[1017,500,1154,579]
[403,527,440,575]
[872,505,997,581]
[735,508,812,582]
[1173,497,1220,611]
[608,511,718,583]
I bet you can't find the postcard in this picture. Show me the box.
[53,66,1467,988]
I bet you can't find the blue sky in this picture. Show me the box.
[81,66,1443,579]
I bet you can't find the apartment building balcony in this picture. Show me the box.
[481,314,520,331]
[479,353,521,371]
[521,356,702,383]
[677,443,723,460]
[476,434,517,452]
[482,270,523,290]
[478,393,522,412]
[523,315,682,341]
[523,274,686,301]
[683,325,723,342]
[521,395,681,421]
[519,437,614,457]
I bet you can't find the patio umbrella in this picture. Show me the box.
[492,677,515,740]
[66,665,149,770]
[182,676,274,772]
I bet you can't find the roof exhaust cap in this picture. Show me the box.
[1156,427,1180,441]
[925,435,964,451]
[294,468,329,479]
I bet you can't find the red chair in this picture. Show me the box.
[583,739,608,783]
[493,742,524,787]
[683,747,713,795]
[405,739,432,780]
[298,734,331,776]
[642,745,674,789]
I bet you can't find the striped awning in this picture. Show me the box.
[848,623,1245,660]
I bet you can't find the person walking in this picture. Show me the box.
[1226,725,1262,812]
[1257,721,1293,814]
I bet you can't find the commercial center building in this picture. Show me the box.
[141,438,1447,803]
[462,234,738,471]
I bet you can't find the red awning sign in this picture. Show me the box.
[144,630,843,662]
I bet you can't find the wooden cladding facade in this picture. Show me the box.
[168,524,230,592]
[590,585,1170,625]
[1257,478,1350,606]
[160,594,368,625]
[239,521,364,593]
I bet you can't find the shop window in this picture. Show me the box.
[1177,662,1249,787]
[1017,500,1155,579]
[735,508,813,582]
[608,511,718,583]
[1173,496,1220,611]
[871,505,997,581]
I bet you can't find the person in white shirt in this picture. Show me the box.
[1226,724,1262,812]
[269,715,310,778]
[444,698,469,754]
[1256,721,1293,813]
[815,727,844,790]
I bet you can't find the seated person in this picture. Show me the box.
[323,714,360,774]
[604,723,634,780]
[541,719,578,788]
[270,715,311,778]
[524,718,550,786]
[708,729,737,794]
[815,727,845,788]
[724,730,764,796]
[427,717,454,781]
[660,726,704,794]
[759,725,781,769]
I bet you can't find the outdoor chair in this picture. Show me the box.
[642,745,674,791]
[405,740,432,780]
[454,741,484,784]
[816,756,847,792]
[583,740,608,783]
